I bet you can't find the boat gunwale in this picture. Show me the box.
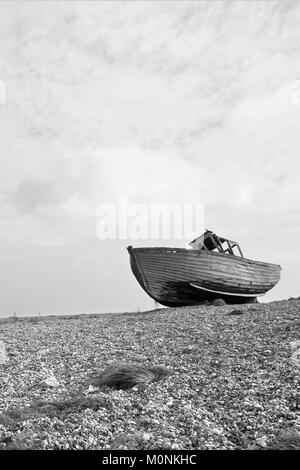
[130,246,281,269]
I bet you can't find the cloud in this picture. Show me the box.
[11,179,66,213]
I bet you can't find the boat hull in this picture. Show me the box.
[128,246,281,307]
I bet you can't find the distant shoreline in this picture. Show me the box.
[0,297,298,325]
[0,308,167,325]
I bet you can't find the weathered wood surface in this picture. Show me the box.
[128,246,281,307]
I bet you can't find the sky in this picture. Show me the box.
[0,1,300,316]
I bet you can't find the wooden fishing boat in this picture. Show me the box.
[127,230,281,306]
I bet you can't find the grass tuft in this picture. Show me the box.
[90,364,170,390]
[33,395,111,417]
[0,395,110,428]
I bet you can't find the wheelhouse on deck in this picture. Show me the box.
[189,230,244,257]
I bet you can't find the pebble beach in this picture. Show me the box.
[0,299,299,450]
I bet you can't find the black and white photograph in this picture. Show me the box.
[0,0,299,457]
